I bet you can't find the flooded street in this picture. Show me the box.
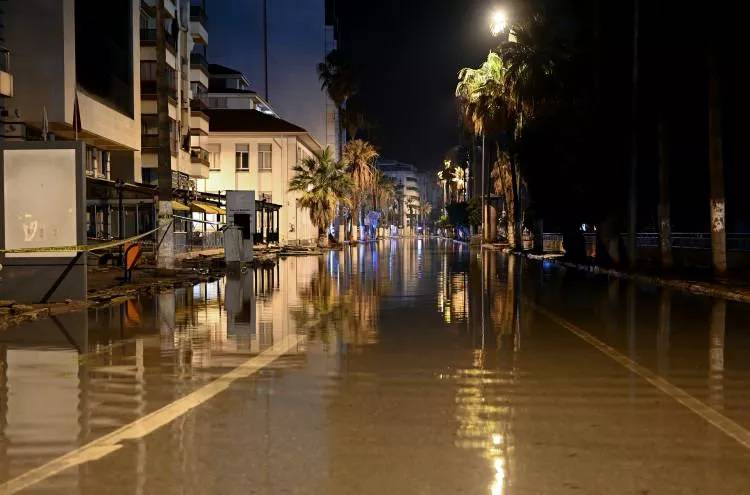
[2,238,750,494]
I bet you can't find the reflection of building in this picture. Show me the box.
[377,160,420,229]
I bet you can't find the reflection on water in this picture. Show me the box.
[1,238,749,493]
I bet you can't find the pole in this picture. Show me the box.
[627,0,640,269]
[481,134,486,245]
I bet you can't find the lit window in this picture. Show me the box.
[258,143,272,171]
[235,144,249,170]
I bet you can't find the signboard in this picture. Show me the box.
[3,149,78,257]
[227,190,255,262]
[0,142,86,303]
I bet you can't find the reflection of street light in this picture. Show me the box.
[490,9,508,37]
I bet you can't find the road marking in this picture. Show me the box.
[533,304,750,450]
[0,335,302,495]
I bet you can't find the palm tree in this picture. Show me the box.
[318,49,357,157]
[342,139,379,240]
[419,202,433,231]
[289,148,351,247]
[495,13,568,126]
[374,171,396,231]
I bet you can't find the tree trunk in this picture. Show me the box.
[508,155,522,250]
[627,0,640,270]
[318,227,329,248]
[708,57,727,276]
[657,116,673,269]
[156,0,174,270]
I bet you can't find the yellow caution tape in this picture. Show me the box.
[0,222,172,255]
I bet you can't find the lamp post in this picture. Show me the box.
[481,8,509,245]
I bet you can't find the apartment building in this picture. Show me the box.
[2,0,141,180]
[0,0,14,111]
[377,160,421,230]
[139,0,210,190]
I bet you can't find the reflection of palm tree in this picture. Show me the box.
[290,253,384,347]
[289,148,351,247]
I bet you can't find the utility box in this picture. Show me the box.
[226,191,255,262]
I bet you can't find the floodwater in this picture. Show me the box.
[1,238,750,494]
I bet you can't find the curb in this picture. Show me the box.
[516,252,750,305]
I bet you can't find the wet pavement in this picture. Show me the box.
[1,238,750,494]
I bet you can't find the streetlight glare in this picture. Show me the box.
[490,10,508,37]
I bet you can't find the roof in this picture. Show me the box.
[208,63,243,76]
[206,109,307,133]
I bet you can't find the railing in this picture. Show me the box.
[0,47,10,73]
[542,232,750,254]
[139,28,177,52]
[190,147,210,165]
[142,134,179,154]
[190,52,209,72]
[190,5,208,26]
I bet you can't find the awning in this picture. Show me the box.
[190,201,222,215]
[171,200,190,212]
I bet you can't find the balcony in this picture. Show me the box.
[190,6,209,44]
[191,147,210,166]
[0,47,13,98]
[142,134,179,157]
[140,28,177,54]
[190,110,210,136]
[140,80,177,100]
[141,0,176,18]
[190,52,209,75]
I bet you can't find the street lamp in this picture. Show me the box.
[489,9,508,37]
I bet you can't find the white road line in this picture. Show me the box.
[534,304,750,450]
[0,335,302,495]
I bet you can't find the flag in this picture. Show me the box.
[41,106,49,142]
[72,91,82,140]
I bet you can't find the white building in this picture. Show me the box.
[201,108,323,245]
[377,160,421,230]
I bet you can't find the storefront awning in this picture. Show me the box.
[190,201,222,215]
[172,200,190,212]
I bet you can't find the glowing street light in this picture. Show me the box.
[489,9,508,37]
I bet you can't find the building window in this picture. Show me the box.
[258,143,272,171]
[208,145,221,171]
[235,144,249,170]
[208,97,228,109]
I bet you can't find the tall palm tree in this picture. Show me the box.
[318,49,357,157]
[495,13,568,126]
[419,202,433,231]
[156,0,174,269]
[342,139,379,240]
[708,55,727,275]
[289,148,351,247]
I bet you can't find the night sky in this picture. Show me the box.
[210,0,750,231]
[335,0,497,172]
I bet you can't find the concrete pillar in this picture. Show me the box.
[157,200,174,270]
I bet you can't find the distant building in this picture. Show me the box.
[377,160,421,229]
[207,64,276,115]
[210,0,342,158]
[418,171,442,215]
